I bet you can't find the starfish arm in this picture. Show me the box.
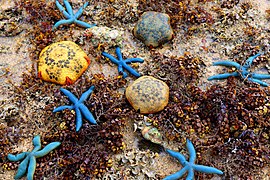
[186,168,195,180]
[53,105,74,113]
[63,0,74,16]
[78,104,97,124]
[208,72,239,80]
[212,61,241,69]
[122,63,141,77]
[117,64,127,78]
[55,0,71,19]
[243,53,261,68]
[166,149,187,166]
[74,19,96,28]
[74,2,89,19]
[75,108,83,131]
[121,71,128,78]
[101,52,120,64]
[163,166,189,180]
[193,164,224,175]
[79,86,95,103]
[33,142,61,158]
[186,139,196,163]
[53,19,74,30]
[248,78,269,87]
[60,88,79,103]
[14,156,30,179]
[124,58,144,64]
[7,152,29,161]
[27,156,36,180]
[32,135,42,152]
[115,47,123,61]
[252,73,270,79]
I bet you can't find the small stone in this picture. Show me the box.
[125,76,169,114]
[133,11,174,48]
[38,41,90,85]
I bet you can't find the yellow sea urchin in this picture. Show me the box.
[38,41,90,85]
[125,76,169,114]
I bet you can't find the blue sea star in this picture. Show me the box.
[101,47,144,78]
[7,135,61,180]
[53,86,97,131]
[164,139,223,180]
[53,0,96,30]
[208,53,270,86]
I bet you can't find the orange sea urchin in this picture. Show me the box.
[38,41,90,85]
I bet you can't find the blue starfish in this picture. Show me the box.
[164,139,223,180]
[7,135,61,180]
[52,0,96,30]
[208,53,270,87]
[101,47,144,78]
[53,86,97,131]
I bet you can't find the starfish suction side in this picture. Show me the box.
[101,47,144,78]
[7,135,61,180]
[53,86,97,131]
[208,54,270,86]
[164,139,223,180]
[53,0,96,30]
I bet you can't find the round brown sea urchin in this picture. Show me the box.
[125,76,169,114]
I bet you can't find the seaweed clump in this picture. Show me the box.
[15,0,59,60]
[34,74,129,179]
[137,0,214,30]
[142,50,205,85]
[152,73,269,178]
[1,67,130,179]
[140,49,269,178]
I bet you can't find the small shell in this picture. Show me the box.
[141,126,162,144]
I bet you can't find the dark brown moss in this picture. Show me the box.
[33,74,129,179]
[137,0,214,30]
[151,77,269,178]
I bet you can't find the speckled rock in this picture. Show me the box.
[38,41,90,85]
[82,26,124,50]
[133,11,174,48]
[125,76,169,114]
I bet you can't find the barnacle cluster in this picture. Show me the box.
[109,149,160,179]
[81,26,124,50]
